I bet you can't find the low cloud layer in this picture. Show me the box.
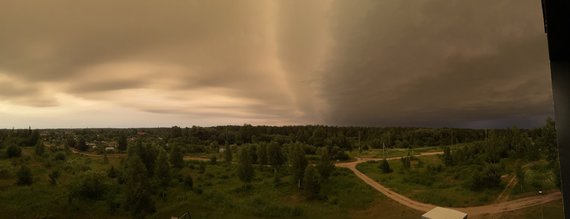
[0,0,554,128]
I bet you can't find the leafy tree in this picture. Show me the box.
[27,129,40,146]
[237,147,254,185]
[257,143,268,165]
[6,144,21,158]
[316,148,334,181]
[117,133,128,151]
[124,155,155,218]
[514,162,525,191]
[65,137,76,150]
[77,137,88,151]
[288,144,308,189]
[171,126,182,138]
[379,159,393,173]
[267,142,285,172]
[468,164,502,191]
[302,165,320,200]
[442,146,453,166]
[539,117,558,161]
[16,165,33,186]
[210,155,217,165]
[155,148,170,188]
[169,144,184,169]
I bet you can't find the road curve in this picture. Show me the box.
[335,152,562,216]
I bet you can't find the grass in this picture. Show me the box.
[0,147,422,219]
[474,200,564,219]
[356,155,502,207]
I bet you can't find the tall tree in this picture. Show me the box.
[125,155,155,218]
[169,144,184,169]
[302,165,320,200]
[117,133,128,151]
[442,146,453,166]
[155,148,170,188]
[237,147,254,185]
[288,144,308,189]
[316,148,334,181]
[267,142,285,172]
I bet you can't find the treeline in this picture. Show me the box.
[4,125,509,153]
[441,118,559,191]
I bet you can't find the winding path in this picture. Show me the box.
[335,153,563,216]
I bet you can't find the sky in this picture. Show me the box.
[0,0,554,129]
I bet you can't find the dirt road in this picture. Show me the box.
[335,153,562,216]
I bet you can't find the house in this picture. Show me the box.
[105,147,115,153]
[421,207,467,219]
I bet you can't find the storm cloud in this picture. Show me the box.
[0,0,553,128]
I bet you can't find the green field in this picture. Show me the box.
[0,148,422,219]
[358,155,503,207]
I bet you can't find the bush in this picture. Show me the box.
[6,145,22,158]
[16,165,33,186]
[184,175,194,189]
[379,159,393,173]
[53,152,66,161]
[49,170,60,185]
[69,171,108,200]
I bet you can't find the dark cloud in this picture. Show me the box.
[320,0,552,128]
[0,0,554,128]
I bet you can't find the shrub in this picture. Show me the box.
[16,165,33,186]
[6,145,22,158]
[69,171,108,200]
[379,159,393,173]
[53,152,66,161]
[48,170,60,185]
[184,175,194,189]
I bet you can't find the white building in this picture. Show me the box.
[421,207,467,219]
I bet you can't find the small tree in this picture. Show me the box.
[237,147,254,185]
[16,165,33,186]
[379,159,393,173]
[302,165,320,200]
